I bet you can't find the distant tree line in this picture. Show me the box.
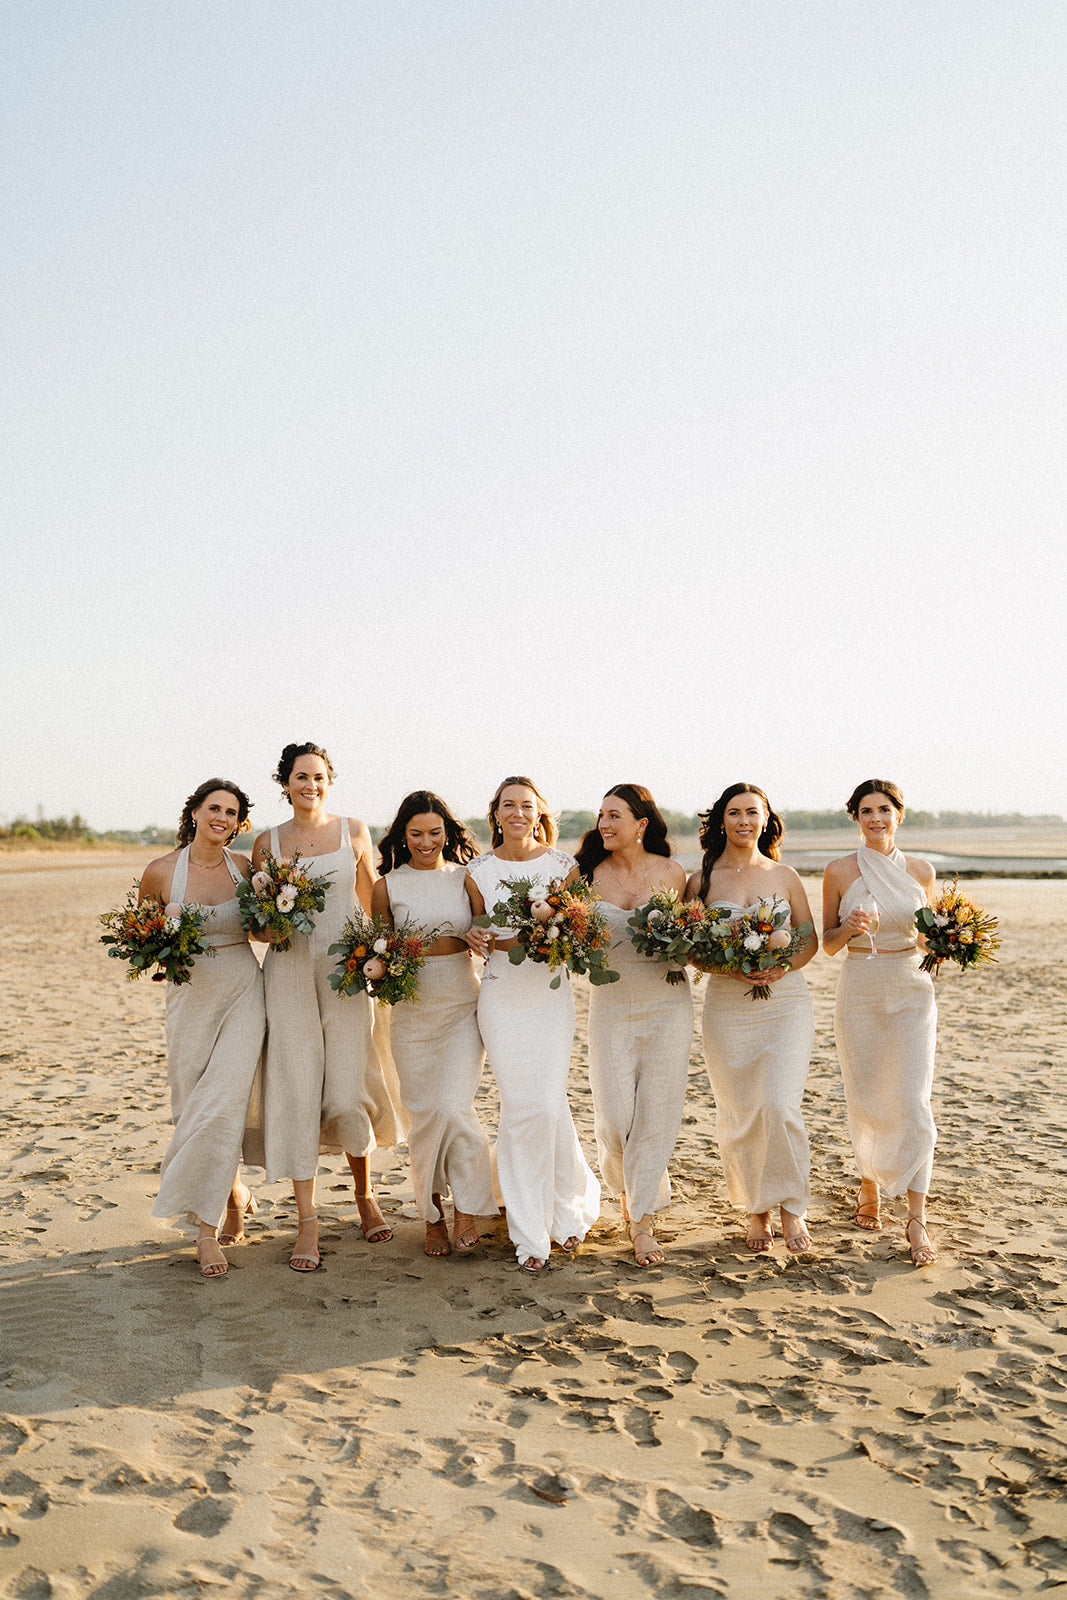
[0,816,175,847]
[0,814,93,843]
[3,808,1063,851]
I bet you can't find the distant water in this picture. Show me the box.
[677,849,1067,877]
[785,850,1067,876]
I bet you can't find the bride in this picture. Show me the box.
[685,783,818,1252]
[466,776,600,1272]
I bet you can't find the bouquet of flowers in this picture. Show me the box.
[916,876,1000,976]
[237,852,332,951]
[627,888,708,984]
[689,898,813,1001]
[328,913,442,1005]
[100,888,214,985]
[475,875,619,989]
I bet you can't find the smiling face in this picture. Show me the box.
[722,791,768,848]
[286,755,331,813]
[598,794,643,853]
[404,812,447,870]
[856,791,901,849]
[192,789,242,845]
[495,784,541,846]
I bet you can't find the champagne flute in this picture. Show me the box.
[856,895,880,958]
[473,918,497,980]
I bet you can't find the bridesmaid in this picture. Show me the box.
[685,783,818,1253]
[575,785,692,1267]
[371,790,496,1258]
[252,741,404,1271]
[822,779,938,1265]
[139,780,265,1278]
[466,776,600,1273]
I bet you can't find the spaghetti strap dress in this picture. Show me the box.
[468,848,600,1263]
[260,819,404,1183]
[587,901,692,1221]
[835,844,937,1196]
[153,847,265,1227]
[700,898,814,1218]
[384,863,496,1223]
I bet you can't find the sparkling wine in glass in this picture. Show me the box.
[479,925,497,980]
[857,895,880,958]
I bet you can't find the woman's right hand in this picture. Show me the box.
[845,908,871,937]
[466,926,492,957]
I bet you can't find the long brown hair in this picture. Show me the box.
[377,790,478,873]
[575,784,672,880]
[695,782,783,900]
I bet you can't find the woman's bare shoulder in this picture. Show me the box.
[823,852,859,884]
[139,850,180,897]
[903,853,935,885]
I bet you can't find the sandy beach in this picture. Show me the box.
[1,859,1065,1598]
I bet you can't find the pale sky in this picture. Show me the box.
[2,2,1062,832]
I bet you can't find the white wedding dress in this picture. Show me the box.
[467,848,600,1262]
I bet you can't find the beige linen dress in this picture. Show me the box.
[835,844,937,1196]
[700,898,814,1218]
[587,901,692,1221]
[383,863,496,1223]
[153,848,265,1227]
[260,819,404,1183]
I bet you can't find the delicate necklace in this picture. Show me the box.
[190,854,227,870]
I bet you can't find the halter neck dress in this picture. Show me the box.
[260,819,405,1183]
[835,844,937,1195]
[699,895,814,1218]
[152,846,265,1228]
[383,863,496,1223]
[587,899,692,1222]
[467,847,600,1263]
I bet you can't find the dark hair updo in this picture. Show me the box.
[377,790,478,873]
[695,782,783,900]
[845,779,905,821]
[575,783,673,880]
[176,779,253,847]
[273,742,337,788]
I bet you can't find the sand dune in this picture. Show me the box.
[1,864,1065,1597]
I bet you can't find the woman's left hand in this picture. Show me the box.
[754,965,786,984]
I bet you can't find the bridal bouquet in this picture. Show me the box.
[328,913,442,1004]
[100,888,215,985]
[627,888,707,985]
[916,876,1000,976]
[690,898,813,1001]
[475,875,619,989]
[236,852,332,951]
